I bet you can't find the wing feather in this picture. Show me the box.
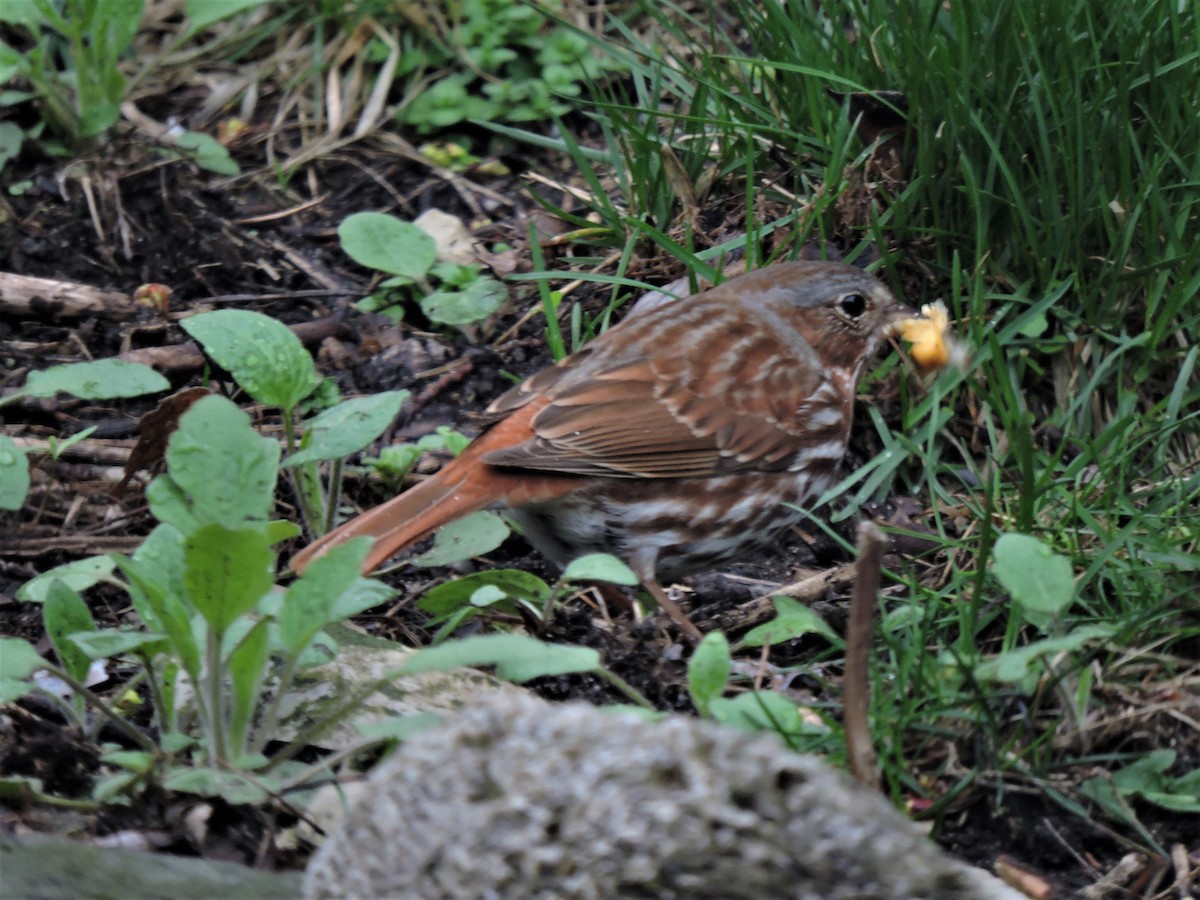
[480,278,847,479]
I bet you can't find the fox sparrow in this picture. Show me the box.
[291,261,915,641]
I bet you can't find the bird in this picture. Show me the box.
[290,260,915,642]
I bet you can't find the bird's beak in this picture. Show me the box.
[883,299,918,337]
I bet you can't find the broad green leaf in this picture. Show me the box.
[410,511,510,566]
[974,624,1115,684]
[111,554,199,678]
[183,524,274,633]
[0,2,41,27]
[174,131,239,175]
[130,525,186,610]
[145,475,199,535]
[265,520,302,545]
[227,618,270,752]
[281,538,371,655]
[163,767,270,804]
[0,679,34,703]
[469,585,508,607]
[709,691,804,736]
[0,638,44,679]
[0,42,29,85]
[992,533,1076,620]
[181,310,320,411]
[354,712,443,741]
[561,553,639,586]
[418,569,551,615]
[420,278,508,326]
[43,581,95,681]
[23,359,168,400]
[741,596,842,648]
[0,434,29,510]
[338,212,436,280]
[93,771,141,803]
[328,578,395,621]
[688,631,730,716]
[398,633,601,682]
[159,395,279,529]
[17,555,114,602]
[100,750,154,773]
[283,390,410,466]
[68,630,168,659]
[185,0,265,32]
[95,0,145,54]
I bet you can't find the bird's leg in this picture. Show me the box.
[642,578,704,644]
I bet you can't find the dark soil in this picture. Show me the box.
[1,136,1194,896]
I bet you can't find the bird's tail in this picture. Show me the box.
[289,462,494,575]
[289,455,582,575]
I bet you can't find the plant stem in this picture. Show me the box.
[595,668,655,709]
[324,457,344,533]
[205,630,227,765]
[35,666,159,755]
[248,654,299,757]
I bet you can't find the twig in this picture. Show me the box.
[0,271,139,320]
[700,564,855,634]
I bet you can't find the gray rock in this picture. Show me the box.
[304,693,1018,899]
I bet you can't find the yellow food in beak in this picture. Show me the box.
[893,301,965,373]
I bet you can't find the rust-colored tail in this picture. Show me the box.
[290,400,584,575]
[290,461,494,574]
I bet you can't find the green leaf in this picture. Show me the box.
[163,766,269,804]
[281,538,371,656]
[43,581,96,681]
[561,553,639,586]
[398,634,601,682]
[410,511,510,566]
[741,596,842,648]
[173,131,239,175]
[420,278,508,326]
[0,638,44,679]
[93,771,141,803]
[0,434,29,510]
[68,630,168,659]
[23,359,168,400]
[183,524,274,633]
[0,2,41,28]
[111,552,199,678]
[100,750,155,773]
[992,533,1076,620]
[283,390,410,466]
[354,712,443,741]
[17,555,114,602]
[181,310,321,411]
[974,624,1115,684]
[157,395,280,530]
[687,631,730,716]
[338,212,436,281]
[328,578,396,621]
[227,618,270,752]
[265,520,302,546]
[185,0,265,32]
[417,569,551,615]
[709,691,805,735]
[0,679,34,703]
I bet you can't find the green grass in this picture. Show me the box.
[522,0,1200,849]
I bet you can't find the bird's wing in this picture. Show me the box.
[481,326,843,479]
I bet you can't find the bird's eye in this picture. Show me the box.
[838,293,867,319]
